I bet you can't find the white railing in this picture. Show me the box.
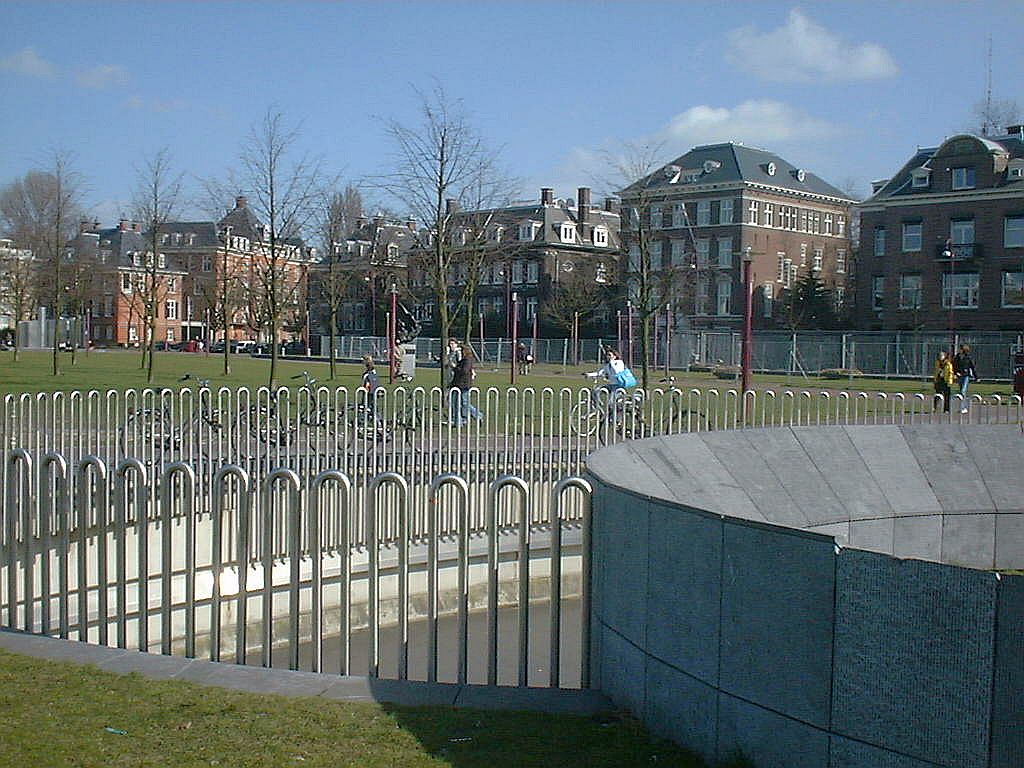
[1,456,593,688]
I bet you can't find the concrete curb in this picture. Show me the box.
[0,629,611,715]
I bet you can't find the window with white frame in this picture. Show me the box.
[628,245,641,271]
[872,276,885,311]
[650,205,662,229]
[121,274,132,292]
[527,261,539,283]
[518,222,536,241]
[650,241,663,270]
[166,300,178,320]
[812,249,823,271]
[950,218,975,245]
[672,203,686,228]
[800,210,808,232]
[952,167,976,190]
[669,239,684,265]
[185,296,193,317]
[824,214,833,235]
[1004,216,1024,247]
[899,274,922,309]
[696,200,710,226]
[128,325,138,342]
[167,277,177,293]
[874,227,886,256]
[697,278,709,314]
[763,203,773,228]
[193,280,202,295]
[716,280,732,315]
[201,254,212,271]
[813,212,821,233]
[717,237,732,269]
[748,200,759,224]
[593,226,608,246]
[695,239,709,267]
[836,249,846,274]
[158,254,166,268]
[762,283,773,318]
[719,198,733,224]
[800,243,808,267]
[837,216,846,236]
[912,170,931,189]
[1002,271,1024,307]
[942,273,980,308]
[595,262,608,283]
[834,286,845,311]
[783,258,793,288]
[776,253,786,283]
[560,223,575,242]
[902,222,922,252]
[166,329,175,343]
[387,243,399,260]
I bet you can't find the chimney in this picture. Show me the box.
[406,219,417,231]
[93,220,102,230]
[577,187,591,223]
[356,216,368,229]
[540,187,554,206]
[119,219,130,232]
[235,195,247,209]
[1006,124,1024,139]
[133,222,141,232]
[603,197,619,215]
[79,219,90,233]
[445,198,459,215]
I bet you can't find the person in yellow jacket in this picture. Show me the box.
[933,350,954,413]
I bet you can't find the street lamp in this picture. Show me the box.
[741,247,754,407]
[389,282,398,384]
[943,238,955,349]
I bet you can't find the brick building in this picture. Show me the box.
[855,129,1024,331]
[67,220,186,347]
[619,143,854,330]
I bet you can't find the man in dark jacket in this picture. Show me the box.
[952,344,977,414]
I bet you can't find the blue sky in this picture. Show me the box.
[2,1,1022,224]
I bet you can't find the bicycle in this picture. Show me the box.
[569,375,647,443]
[653,376,714,434]
[119,374,223,463]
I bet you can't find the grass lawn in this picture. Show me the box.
[0,649,730,768]
[0,348,1017,400]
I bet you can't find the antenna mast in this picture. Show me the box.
[984,35,994,136]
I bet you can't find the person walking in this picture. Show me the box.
[516,342,534,375]
[952,343,977,414]
[933,350,954,413]
[452,344,484,426]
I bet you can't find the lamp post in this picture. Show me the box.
[626,300,634,369]
[664,303,672,378]
[741,247,754,410]
[943,238,955,350]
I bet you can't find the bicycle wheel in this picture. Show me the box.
[120,409,178,463]
[347,405,391,445]
[569,400,601,437]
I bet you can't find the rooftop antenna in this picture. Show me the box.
[984,34,994,136]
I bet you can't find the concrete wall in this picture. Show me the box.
[587,425,1024,768]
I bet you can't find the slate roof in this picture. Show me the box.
[867,132,1024,201]
[159,221,219,248]
[69,226,187,273]
[620,142,853,201]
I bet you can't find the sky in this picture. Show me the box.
[2,1,1023,226]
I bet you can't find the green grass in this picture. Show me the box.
[0,348,1017,400]
[0,649,727,767]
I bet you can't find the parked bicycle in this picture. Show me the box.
[119,374,223,463]
[654,376,714,433]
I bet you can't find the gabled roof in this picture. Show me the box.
[621,142,853,201]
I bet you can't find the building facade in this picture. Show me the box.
[619,143,854,331]
[855,129,1024,332]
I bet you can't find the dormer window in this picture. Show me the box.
[1008,159,1024,179]
[764,162,777,176]
[560,223,575,243]
[593,226,609,246]
[518,222,537,241]
[131,253,141,267]
[911,168,931,189]
[387,244,399,261]
[952,167,976,190]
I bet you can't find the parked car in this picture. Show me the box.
[210,341,226,353]
[283,340,306,356]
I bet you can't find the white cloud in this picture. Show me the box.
[75,64,129,89]
[0,47,57,78]
[727,9,898,82]
[656,100,837,147]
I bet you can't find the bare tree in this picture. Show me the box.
[236,109,322,387]
[607,142,685,388]
[132,149,184,382]
[314,185,363,379]
[0,153,84,375]
[541,271,611,335]
[376,84,508,385]
[970,97,1020,137]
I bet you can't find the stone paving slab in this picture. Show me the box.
[0,629,611,715]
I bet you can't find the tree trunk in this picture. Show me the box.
[329,310,337,380]
[639,312,651,389]
[70,315,78,366]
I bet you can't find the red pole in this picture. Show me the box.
[616,310,622,356]
[389,285,397,385]
[626,301,634,369]
[741,248,753,406]
[664,303,671,377]
[510,292,519,385]
[479,311,485,362]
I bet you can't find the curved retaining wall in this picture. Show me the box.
[586,425,1024,768]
